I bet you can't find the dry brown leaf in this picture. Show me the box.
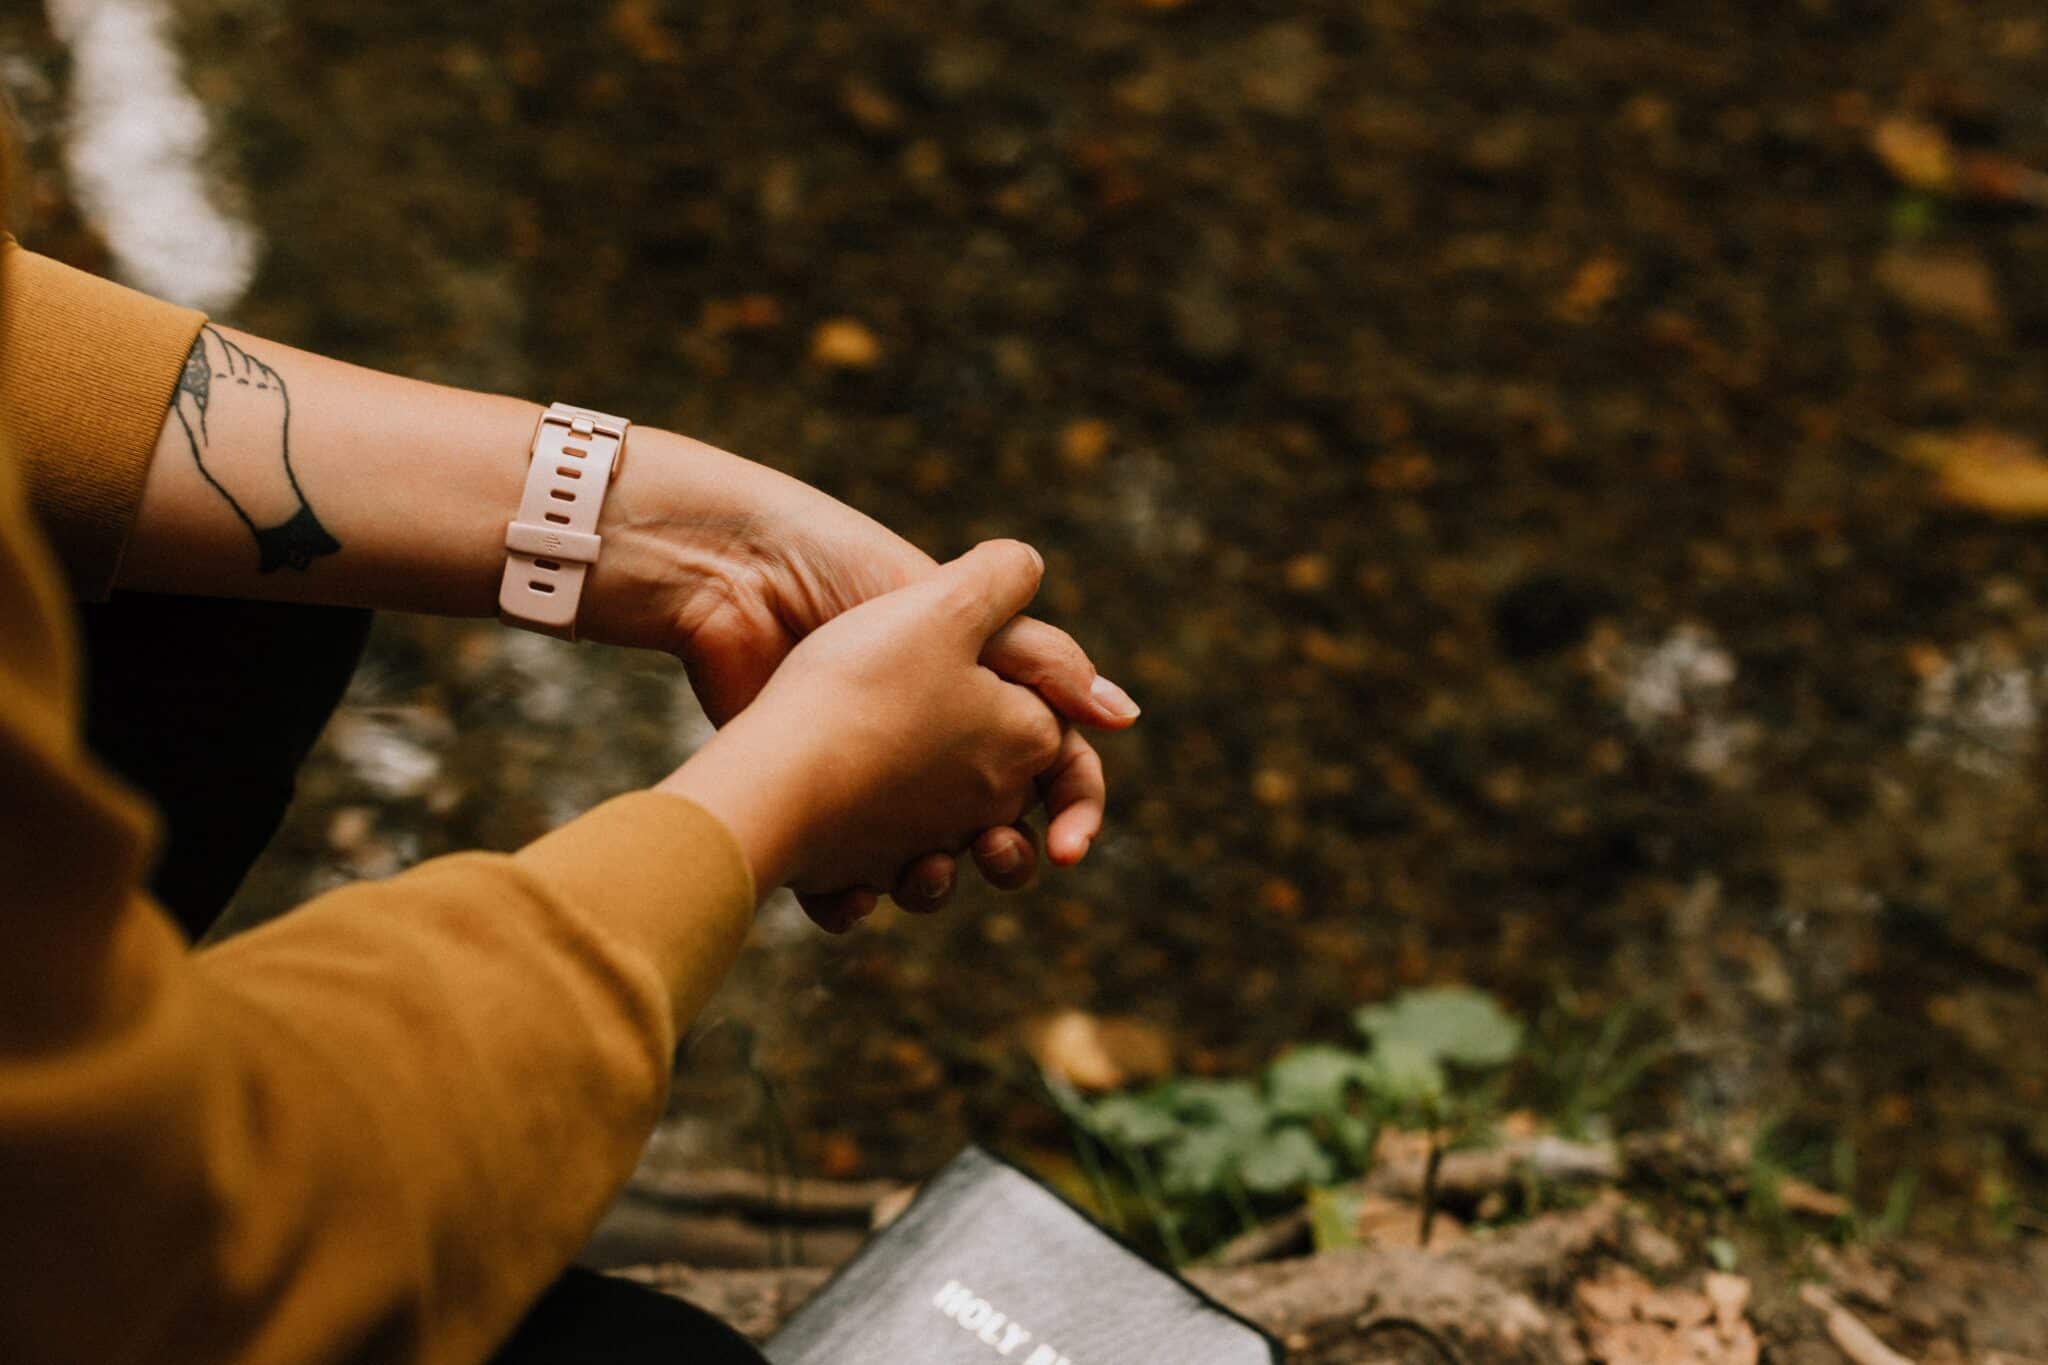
[607,0,682,65]
[1578,1265,1659,1324]
[1871,115,1955,191]
[1557,253,1626,322]
[1059,419,1113,472]
[809,318,884,370]
[1874,248,2003,332]
[1639,1286,1713,1328]
[1023,1010,1173,1093]
[1579,1267,1759,1365]
[1703,1273,1751,1341]
[1900,429,2048,518]
[1776,1176,1854,1219]
[839,79,905,135]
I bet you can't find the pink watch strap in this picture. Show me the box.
[498,402,630,638]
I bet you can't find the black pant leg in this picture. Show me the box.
[78,591,373,940]
[489,1267,770,1364]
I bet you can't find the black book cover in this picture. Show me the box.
[765,1147,1281,1364]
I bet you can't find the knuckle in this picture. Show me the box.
[1025,716,1065,770]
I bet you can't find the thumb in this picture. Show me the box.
[928,539,1046,644]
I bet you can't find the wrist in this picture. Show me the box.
[656,716,817,896]
[573,426,777,653]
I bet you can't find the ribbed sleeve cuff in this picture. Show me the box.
[0,240,207,598]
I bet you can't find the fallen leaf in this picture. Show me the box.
[816,1131,864,1179]
[1871,115,1955,191]
[1640,1286,1713,1329]
[1870,113,2048,209]
[1578,1265,1658,1324]
[1059,419,1113,472]
[809,318,884,370]
[1283,553,1331,592]
[1703,1273,1751,1342]
[1557,253,1625,321]
[607,0,681,65]
[1024,1011,1173,1093]
[1580,1266,1762,1365]
[1776,1177,1853,1219]
[839,79,904,136]
[1900,429,2048,518]
[1955,153,2048,211]
[1874,247,2002,332]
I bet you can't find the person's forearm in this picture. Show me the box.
[123,324,550,614]
[116,323,767,641]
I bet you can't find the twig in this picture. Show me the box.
[1419,1134,1445,1248]
[1207,1209,1313,1267]
[627,1168,903,1223]
[1353,1316,1469,1365]
[1800,1284,1917,1365]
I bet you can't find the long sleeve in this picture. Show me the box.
[0,411,757,1363]
[0,236,204,597]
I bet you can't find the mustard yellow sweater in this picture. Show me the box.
[0,239,757,1363]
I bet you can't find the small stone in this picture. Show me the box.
[810,317,883,369]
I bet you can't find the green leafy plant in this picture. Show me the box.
[1054,986,1527,1264]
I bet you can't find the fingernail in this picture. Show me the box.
[1090,675,1141,719]
[920,872,951,900]
[987,843,1024,877]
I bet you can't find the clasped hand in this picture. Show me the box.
[591,432,1135,932]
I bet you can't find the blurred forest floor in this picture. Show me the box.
[6,0,2048,1244]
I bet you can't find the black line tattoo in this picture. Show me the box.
[172,325,341,573]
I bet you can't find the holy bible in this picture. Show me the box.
[765,1147,1280,1364]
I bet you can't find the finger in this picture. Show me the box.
[970,823,1039,891]
[891,852,957,914]
[927,539,1045,643]
[1039,728,1106,866]
[983,615,1140,730]
[800,887,879,934]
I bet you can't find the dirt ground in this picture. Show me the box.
[6,0,2048,1234]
